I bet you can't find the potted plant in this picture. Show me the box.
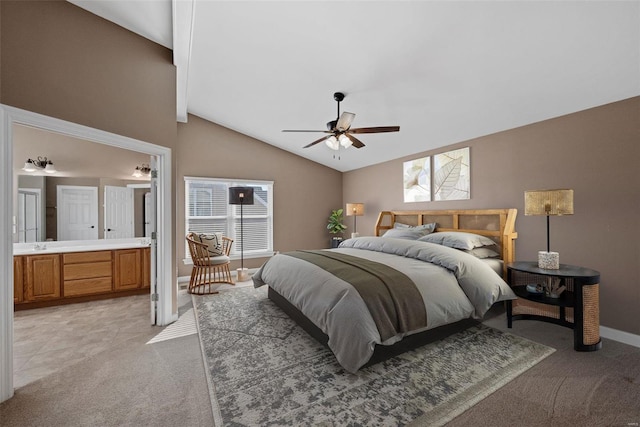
[327,209,347,248]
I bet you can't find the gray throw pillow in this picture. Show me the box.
[382,222,436,240]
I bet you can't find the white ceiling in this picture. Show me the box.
[69,1,639,172]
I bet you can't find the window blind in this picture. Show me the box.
[185,178,273,259]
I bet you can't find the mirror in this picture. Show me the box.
[13,124,152,243]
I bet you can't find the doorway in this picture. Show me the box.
[0,104,175,402]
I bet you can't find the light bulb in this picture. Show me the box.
[22,159,36,172]
[324,136,339,150]
[44,161,56,174]
[338,134,352,148]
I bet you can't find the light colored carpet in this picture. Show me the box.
[193,286,555,426]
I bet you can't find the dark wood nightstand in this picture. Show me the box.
[506,261,601,351]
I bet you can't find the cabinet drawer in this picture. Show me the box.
[64,278,113,297]
[64,261,112,280]
[63,251,112,264]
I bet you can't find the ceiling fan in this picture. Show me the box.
[282,92,400,150]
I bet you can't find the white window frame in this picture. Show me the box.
[184,177,274,263]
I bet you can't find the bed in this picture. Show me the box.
[253,209,518,373]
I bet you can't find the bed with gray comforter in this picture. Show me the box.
[252,236,515,373]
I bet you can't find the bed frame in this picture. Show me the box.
[267,208,518,370]
[375,208,518,278]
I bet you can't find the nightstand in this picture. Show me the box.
[506,261,601,351]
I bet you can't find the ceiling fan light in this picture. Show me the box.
[338,134,352,148]
[325,136,339,150]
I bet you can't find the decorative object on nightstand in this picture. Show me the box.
[229,187,254,282]
[506,261,601,351]
[346,203,364,238]
[524,189,573,269]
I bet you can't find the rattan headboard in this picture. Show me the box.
[374,209,518,276]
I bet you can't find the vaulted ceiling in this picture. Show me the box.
[69,1,639,172]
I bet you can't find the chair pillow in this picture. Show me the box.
[418,231,496,250]
[199,233,224,256]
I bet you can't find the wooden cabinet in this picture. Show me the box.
[14,247,150,309]
[63,251,113,297]
[114,249,142,290]
[25,254,61,301]
[14,256,24,303]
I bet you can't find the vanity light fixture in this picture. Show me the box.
[132,164,151,178]
[22,156,56,174]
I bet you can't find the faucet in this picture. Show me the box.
[33,243,47,250]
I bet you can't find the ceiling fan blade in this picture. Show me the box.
[345,133,365,149]
[303,135,332,148]
[349,126,400,134]
[282,130,331,133]
[336,112,356,131]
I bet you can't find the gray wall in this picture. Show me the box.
[343,97,640,335]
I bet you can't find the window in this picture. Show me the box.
[185,177,273,260]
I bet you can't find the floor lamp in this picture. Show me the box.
[229,187,254,281]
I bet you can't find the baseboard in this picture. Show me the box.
[600,326,640,348]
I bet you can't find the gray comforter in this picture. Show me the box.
[253,236,515,373]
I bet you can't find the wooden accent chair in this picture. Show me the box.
[186,232,234,294]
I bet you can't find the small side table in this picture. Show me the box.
[506,261,601,351]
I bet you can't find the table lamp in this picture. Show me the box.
[345,203,364,239]
[524,189,573,269]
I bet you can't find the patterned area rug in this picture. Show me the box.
[193,286,554,426]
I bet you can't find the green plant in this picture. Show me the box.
[327,209,347,235]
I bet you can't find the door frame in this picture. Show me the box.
[0,104,175,402]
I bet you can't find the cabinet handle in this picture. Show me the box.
[107,228,112,231]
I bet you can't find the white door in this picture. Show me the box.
[104,186,134,239]
[148,158,158,325]
[57,186,99,241]
[17,189,41,243]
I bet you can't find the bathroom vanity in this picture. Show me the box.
[13,239,151,310]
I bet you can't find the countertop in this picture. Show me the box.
[13,238,151,256]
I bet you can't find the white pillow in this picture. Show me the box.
[418,231,496,250]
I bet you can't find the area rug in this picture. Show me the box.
[193,286,554,426]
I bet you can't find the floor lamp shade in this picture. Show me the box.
[229,187,254,205]
[346,203,364,238]
[229,187,254,281]
[524,189,573,269]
